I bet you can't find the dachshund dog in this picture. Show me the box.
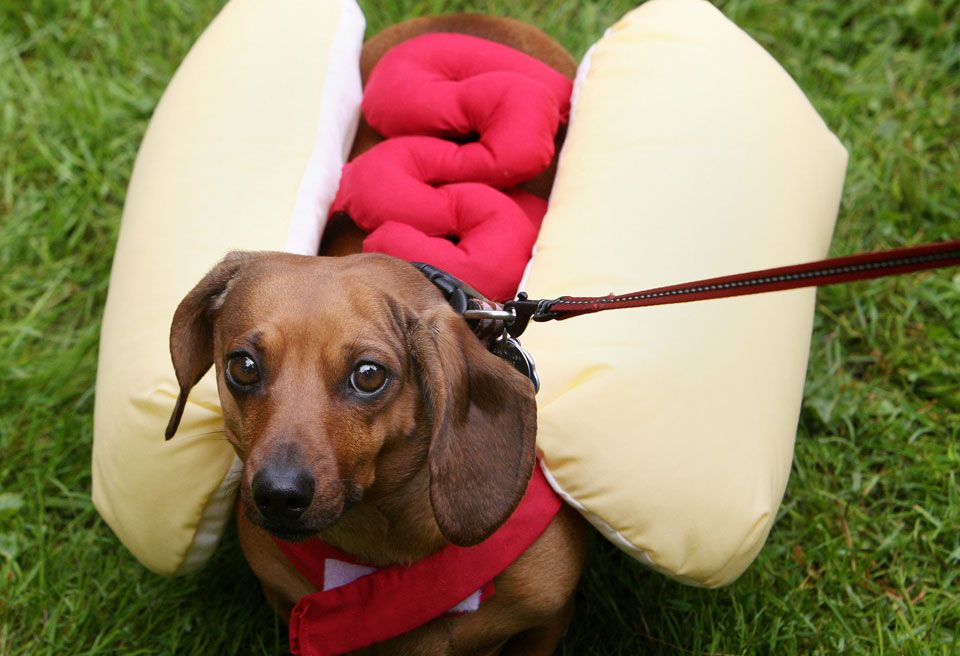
[166,252,586,654]
[165,16,586,656]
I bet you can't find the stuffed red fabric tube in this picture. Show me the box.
[330,33,572,301]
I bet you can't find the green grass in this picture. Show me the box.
[1,0,958,653]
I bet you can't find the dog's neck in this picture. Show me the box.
[319,465,447,567]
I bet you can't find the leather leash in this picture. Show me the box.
[414,239,960,390]
[480,239,960,333]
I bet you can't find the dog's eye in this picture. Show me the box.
[226,352,260,389]
[350,362,387,396]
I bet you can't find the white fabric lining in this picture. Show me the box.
[516,41,596,297]
[284,0,365,255]
[179,456,243,575]
[324,559,377,591]
[322,558,484,613]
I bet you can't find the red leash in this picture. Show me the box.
[417,239,958,387]
[491,240,960,335]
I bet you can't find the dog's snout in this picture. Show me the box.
[251,466,315,521]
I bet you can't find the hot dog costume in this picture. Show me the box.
[93,0,846,617]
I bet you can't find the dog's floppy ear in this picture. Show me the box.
[165,251,256,440]
[411,307,538,546]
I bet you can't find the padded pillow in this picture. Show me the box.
[525,0,848,587]
[92,0,365,576]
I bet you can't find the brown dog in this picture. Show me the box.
[166,16,586,656]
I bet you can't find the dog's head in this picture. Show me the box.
[165,251,536,546]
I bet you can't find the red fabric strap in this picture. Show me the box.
[277,464,561,656]
[544,240,960,319]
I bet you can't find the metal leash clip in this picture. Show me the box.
[460,293,548,393]
[463,292,559,338]
[412,263,546,392]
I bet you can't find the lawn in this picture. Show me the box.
[1,0,958,654]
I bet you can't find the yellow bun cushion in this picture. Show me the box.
[92,0,365,575]
[525,0,847,587]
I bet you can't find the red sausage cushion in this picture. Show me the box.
[331,33,572,300]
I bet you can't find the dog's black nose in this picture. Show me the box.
[251,466,315,521]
